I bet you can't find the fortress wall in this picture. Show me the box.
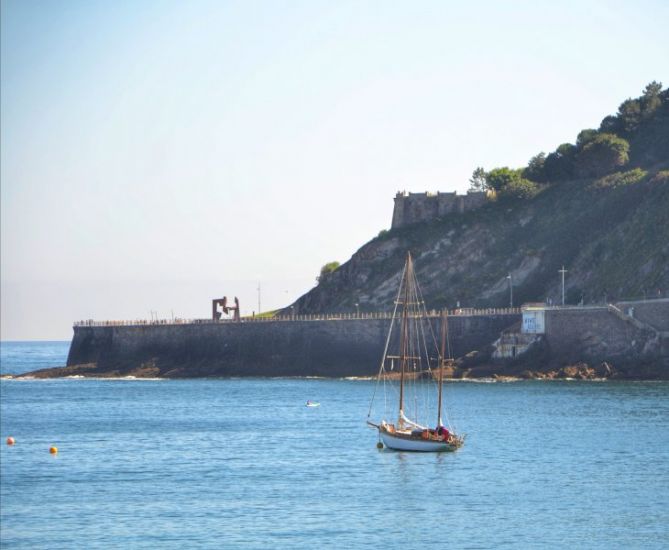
[437,192,456,216]
[391,191,486,229]
[66,314,520,378]
[391,195,405,229]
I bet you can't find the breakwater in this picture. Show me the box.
[65,311,520,378]
[24,299,666,380]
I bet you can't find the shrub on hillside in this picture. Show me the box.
[592,168,647,189]
[317,261,340,283]
[485,167,540,200]
[576,133,630,178]
[650,170,669,184]
[498,178,540,199]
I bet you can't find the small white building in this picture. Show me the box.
[492,304,546,359]
[521,304,546,334]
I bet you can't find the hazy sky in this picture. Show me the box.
[2,0,668,340]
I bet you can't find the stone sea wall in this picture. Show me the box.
[544,308,643,361]
[65,314,519,378]
[543,301,669,363]
[45,300,669,380]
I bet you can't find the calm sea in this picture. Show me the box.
[1,342,668,549]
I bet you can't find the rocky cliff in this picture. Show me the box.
[292,173,669,315]
[294,82,669,315]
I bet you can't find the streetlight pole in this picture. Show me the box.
[559,266,568,306]
[506,274,513,308]
[355,302,359,317]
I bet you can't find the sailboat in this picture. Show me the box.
[367,252,464,452]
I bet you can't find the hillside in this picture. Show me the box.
[292,84,669,314]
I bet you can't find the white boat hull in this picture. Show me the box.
[379,430,460,452]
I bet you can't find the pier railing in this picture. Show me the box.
[73,307,522,328]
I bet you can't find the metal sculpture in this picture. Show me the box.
[212,296,240,322]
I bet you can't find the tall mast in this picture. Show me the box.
[437,309,448,427]
[398,252,411,422]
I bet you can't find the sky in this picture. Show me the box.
[2,0,668,340]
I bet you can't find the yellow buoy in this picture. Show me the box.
[6,437,15,446]
[49,446,58,454]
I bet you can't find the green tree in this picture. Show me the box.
[544,143,576,182]
[498,178,540,200]
[523,152,547,182]
[485,167,539,200]
[317,261,340,283]
[641,80,663,118]
[617,98,642,134]
[576,133,630,177]
[576,129,599,149]
[599,115,621,134]
[468,167,488,191]
[485,167,521,192]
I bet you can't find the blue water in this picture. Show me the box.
[1,343,668,548]
[1,341,70,376]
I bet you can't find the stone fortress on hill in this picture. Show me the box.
[391,190,487,229]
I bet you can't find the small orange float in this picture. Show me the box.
[6,437,15,446]
[49,446,58,454]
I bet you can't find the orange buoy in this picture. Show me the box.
[49,446,58,454]
[6,437,15,446]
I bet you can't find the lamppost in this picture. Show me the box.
[355,302,359,317]
[290,306,295,319]
[506,274,513,308]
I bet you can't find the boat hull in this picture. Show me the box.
[379,430,460,452]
